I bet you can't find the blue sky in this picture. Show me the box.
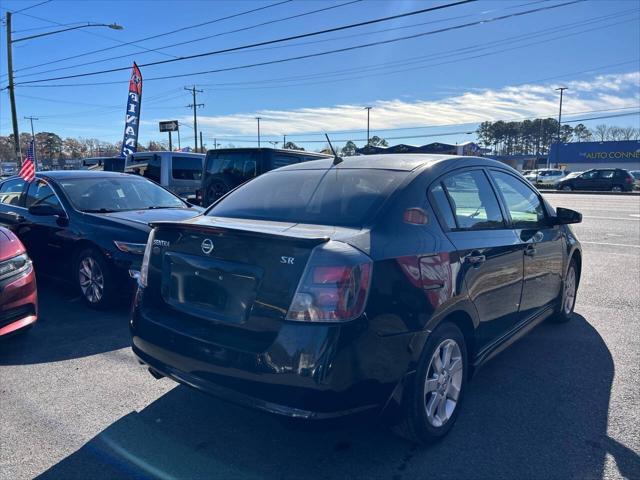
[1,0,639,151]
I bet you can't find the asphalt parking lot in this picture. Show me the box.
[1,193,639,480]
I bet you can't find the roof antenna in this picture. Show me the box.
[325,134,343,165]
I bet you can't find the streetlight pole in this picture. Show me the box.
[24,116,38,169]
[256,117,262,148]
[4,14,123,164]
[553,87,568,168]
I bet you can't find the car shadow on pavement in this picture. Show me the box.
[36,314,639,480]
[0,277,132,365]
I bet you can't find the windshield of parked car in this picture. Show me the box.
[207,168,407,227]
[58,176,186,212]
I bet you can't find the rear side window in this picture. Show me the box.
[272,154,301,169]
[0,178,25,206]
[171,156,203,180]
[429,183,456,230]
[206,152,258,182]
[490,171,546,227]
[207,169,407,227]
[440,170,504,230]
[598,170,616,179]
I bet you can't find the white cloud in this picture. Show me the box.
[161,71,640,137]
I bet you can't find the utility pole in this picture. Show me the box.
[283,135,286,147]
[553,87,568,168]
[364,106,372,146]
[24,116,38,169]
[177,123,181,150]
[213,138,218,149]
[199,131,204,153]
[185,86,203,152]
[256,117,262,148]
[6,12,21,163]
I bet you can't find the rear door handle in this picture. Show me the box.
[466,252,486,266]
[524,245,537,257]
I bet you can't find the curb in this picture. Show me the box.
[539,190,640,195]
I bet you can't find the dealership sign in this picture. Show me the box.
[120,62,143,157]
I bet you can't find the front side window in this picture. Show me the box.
[598,170,615,179]
[171,156,203,180]
[490,171,546,227]
[0,178,26,206]
[441,170,504,230]
[26,180,63,212]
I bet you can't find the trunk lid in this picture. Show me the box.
[148,216,366,328]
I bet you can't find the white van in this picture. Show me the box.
[125,151,205,202]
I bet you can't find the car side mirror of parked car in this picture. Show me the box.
[553,207,582,225]
[28,204,64,217]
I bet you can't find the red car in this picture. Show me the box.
[0,227,37,336]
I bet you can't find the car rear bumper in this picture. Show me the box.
[131,290,415,419]
[0,266,37,336]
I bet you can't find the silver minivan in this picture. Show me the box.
[125,151,205,202]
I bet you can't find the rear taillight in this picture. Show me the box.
[286,241,372,323]
[139,228,156,288]
[625,176,632,183]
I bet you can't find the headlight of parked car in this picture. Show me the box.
[114,241,147,255]
[0,253,31,281]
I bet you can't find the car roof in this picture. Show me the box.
[206,147,330,157]
[37,170,136,180]
[274,154,506,172]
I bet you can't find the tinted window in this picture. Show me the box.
[208,169,407,227]
[0,178,25,206]
[59,176,184,212]
[491,171,545,227]
[442,170,504,230]
[171,156,203,180]
[206,152,258,182]
[598,170,615,179]
[580,170,598,179]
[126,155,160,183]
[429,183,456,230]
[26,180,63,212]
[272,154,301,169]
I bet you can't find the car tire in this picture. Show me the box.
[550,258,579,323]
[561,185,572,191]
[75,247,116,309]
[392,322,467,444]
[611,186,622,192]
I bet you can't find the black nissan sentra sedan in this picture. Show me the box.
[0,171,202,308]
[131,154,582,443]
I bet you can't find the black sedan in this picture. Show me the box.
[0,171,202,308]
[131,155,582,443]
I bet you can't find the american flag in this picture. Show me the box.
[19,140,36,182]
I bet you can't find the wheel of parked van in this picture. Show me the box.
[611,186,622,192]
[75,247,115,309]
[550,257,578,323]
[393,322,467,444]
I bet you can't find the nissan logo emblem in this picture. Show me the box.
[201,238,214,255]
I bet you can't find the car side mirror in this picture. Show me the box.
[553,207,582,225]
[28,204,63,217]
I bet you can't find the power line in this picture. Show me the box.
[14,0,364,79]
[8,0,294,76]
[12,0,481,85]
[12,0,585,87]
[10,0,52,15]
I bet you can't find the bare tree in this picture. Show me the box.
[593,124,609,142]
[619,126,637,141]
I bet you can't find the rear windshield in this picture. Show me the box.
[207,169,407,227]
[205,151,258,181]
[171,156,203,180]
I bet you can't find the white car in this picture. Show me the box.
[524,169,567,187]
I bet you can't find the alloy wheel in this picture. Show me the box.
[563,266,577,315]
[79,256,104,304]
[611,186,622,192]
[562,185,572,191]
[424,339,463,428]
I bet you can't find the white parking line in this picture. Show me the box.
[581,241,640,248]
